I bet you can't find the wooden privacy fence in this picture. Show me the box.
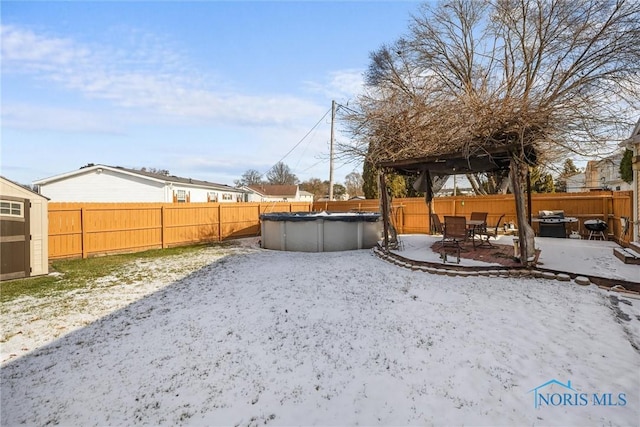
[48,202,312,259]
[313,191,634,245]
[48,191,633,259]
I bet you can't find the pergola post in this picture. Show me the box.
[379,171,390,252]
[510,158,537,265]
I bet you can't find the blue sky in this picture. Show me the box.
[1,1,422,187]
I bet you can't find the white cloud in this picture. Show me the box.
[1,103,124,134]
[1,24,326,129]
[1,24,89,66]
[1,24,362,185]
[304,69,365,101]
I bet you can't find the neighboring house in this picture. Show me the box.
[564,151,632,192]
[583,151,632,192]
[244,184,309,202]
[622,118,640,243]
[316,193,350,201]
[565,172,586,193]
[298,190,314,203]
[33,164,246,203]
[0,176,49,280]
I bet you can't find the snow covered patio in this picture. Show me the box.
[388,234,640,286]
[1,239,639,426]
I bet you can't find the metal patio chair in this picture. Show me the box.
[441,216,468,263]
[476,214,505,248]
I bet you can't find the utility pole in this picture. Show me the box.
[329,100,336,201]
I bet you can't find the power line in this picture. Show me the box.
[262,107,332,179]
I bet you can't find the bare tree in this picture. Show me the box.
[300,178,327,200]
[234,169,263,187]
[344,172,364,197]
[341,0,640,264]
[555,159,581,192]
[266,162,299,185]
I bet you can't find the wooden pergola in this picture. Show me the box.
[376,145,537,264]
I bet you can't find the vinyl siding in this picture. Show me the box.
[39,169,166,202]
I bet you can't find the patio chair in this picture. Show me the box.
[470,212,488,220]
[469,212,488,234]
[441,216,468,263]
[476,214,505,248]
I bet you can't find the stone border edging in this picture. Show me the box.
[372,245,640,295]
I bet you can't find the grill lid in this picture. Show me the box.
[584,219,607,231]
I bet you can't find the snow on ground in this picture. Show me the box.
[395,234,640,283]
[1,239,639,426]
[0,244,253,365]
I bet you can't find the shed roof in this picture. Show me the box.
[0,176,49,200]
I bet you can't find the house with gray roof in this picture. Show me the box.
[243,184,313,202]
[33,164,246,203]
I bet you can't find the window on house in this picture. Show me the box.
[176,190,187,203]
[208,192,218,202]
[0,200,23,217]
[222,193,233,200]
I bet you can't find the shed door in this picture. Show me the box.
[0,197,30,281]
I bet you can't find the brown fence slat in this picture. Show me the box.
[47,191,633,259]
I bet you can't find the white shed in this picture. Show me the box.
[0,176,49,280]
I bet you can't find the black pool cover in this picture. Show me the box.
[260,212,381,222]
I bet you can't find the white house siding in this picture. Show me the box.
[243,185,307,202]
[627,127,640,243]
[174,186,244,203]
[39,169,165,202]
[244,192,293,203]
[565,173,586,193]
[246,193,262,202]
[584,153,632,191]
[298,191,314,202]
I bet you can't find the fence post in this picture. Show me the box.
[161,205,167,248]
[81,207,87,259]
[218,204,223,241]
[603,194,610,237]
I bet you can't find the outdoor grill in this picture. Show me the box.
[584,219,608,240]
[537,210,568,238]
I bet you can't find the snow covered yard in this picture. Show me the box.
[1,240,639,426]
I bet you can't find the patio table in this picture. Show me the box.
[467,219,486,248]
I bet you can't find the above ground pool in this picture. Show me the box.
[260,211,382,252]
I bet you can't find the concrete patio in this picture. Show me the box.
[385,234,639,287]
